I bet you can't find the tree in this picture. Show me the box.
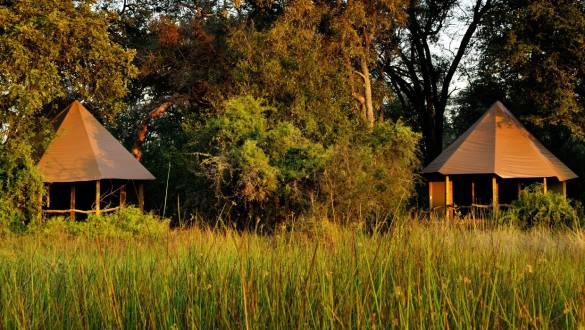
[104,0,232,161]
[452,0,585,202]
[0,0,136,223]
[202,0,420,225]
[475,0,585,140]
[382,0,495,162]
[230,0,408,133]
[229,0,356,140]
[328,0,407,128]
[0,0,136,129]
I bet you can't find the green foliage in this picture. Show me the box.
[500,184,583,229]
[0,0,137,121]
[0,0,136,224]
[469,0,585,140]
[185,95,422,227]
[28,207,170,239]
[453,0,585,203]
[0,138,43,231]
[229,0,356,140]
[192,96,327,223]
[0,225,585,327]
[320,121,420,225]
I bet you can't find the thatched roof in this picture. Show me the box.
[423,101,577,181]
[38,101,155,182]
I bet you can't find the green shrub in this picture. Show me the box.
[190,96,328,225]
[500,184,582,229]
[28,207,170,238]
[318,121,420,226]
[188,96,421,228]
[0,138,44,231]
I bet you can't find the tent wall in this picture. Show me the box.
[427,174,569,218]
[429,181,446,210]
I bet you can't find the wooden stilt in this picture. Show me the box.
[445,175,453,219]
[428,182,433,211]
[46,184,51,208]
[38,187,43,219]
[543,177,548,193]
[471,181,476,205]
[70,184,76,221]
[562,181,567,199]
[120,184,127,208]
[138,183,144,212]
[471,181,476,219]
[95,180,101,216]
[492,176,499,216]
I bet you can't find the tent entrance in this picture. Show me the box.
[44,180,144,220]
[428,174,568,218]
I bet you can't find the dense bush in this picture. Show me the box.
[500,184,583,229]
[189,96,328,226]
[319,121,421,226]
[187,96,420,228]
[27,207,170,238]
[0,138,44,233]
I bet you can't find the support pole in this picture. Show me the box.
[46,184,51,208]
[70,184,76,221]
[38,187,43,220]
[471,181,476,219]
[562,181,567,199]
[120,184,127,208]
[543,177,548,194]
[517,182,521,197]
[138,183,144,212]
[95,180,101,216]
[492,176,499,216]
[445,176,453,219]
[428,182,433,211]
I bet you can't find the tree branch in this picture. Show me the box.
[132,97,178,161]
[439,0,493,109]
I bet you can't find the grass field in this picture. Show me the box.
[0,222,584,329]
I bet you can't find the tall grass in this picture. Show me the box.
[0,223,584,328]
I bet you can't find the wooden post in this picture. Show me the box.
[445,175,453,219]
[543,177,547,194]
[46,184,51,208]
[428,182,433,211]
[38,188,43,219]
[95,180,101,216]
[562,181,567,199]
[120,184,127,208]
[492,176,499,215]
[471,180,476,219]
[138,183,144,212]
[70,184,76,221]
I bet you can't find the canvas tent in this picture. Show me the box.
[422,101,577,217]
[38,100,155,219]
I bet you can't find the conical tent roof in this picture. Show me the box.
[423,101,577,181]
[38,101,155,182]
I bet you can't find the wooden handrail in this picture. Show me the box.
[44,207,119,215]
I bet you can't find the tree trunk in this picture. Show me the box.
[132,101,173,161]
[422,106,444,164]
[361,58,375,129]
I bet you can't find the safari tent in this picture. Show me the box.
[422,101,578,217]
[37,101,155,219]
